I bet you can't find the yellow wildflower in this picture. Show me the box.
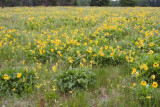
[135,72,139,77]
[80,62,84,67]
[132,68,136,72]
[87,47,92,53]
[69,91,72,94]
[152,82,158,88]
[151,75,155,79]
[68,57,72,60]
[131,68,136,75]
[93,54,97,57]
[82,58,87,62]
[52,65,56,72]
[141,81,147,86]
[17,73,22,78]
[25,67,28,72]
[68,57,73,63]
[3,74,10,80]
[52,85,56,91]
[133,83,136,87]
[153,62,159,68]
[144,65,148,71]
[60,54,63,57]
[12,88,16,91]
[50,49,54,52]
[22,60,25,65]
[37,64,42,69]
[140,64,148,70]
[148,50,154,55]
[146,96,151,99]
[105,46,108,50]
[100,53,104,57]
[149,42,154,47]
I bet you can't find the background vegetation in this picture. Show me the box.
[0,0,160,7]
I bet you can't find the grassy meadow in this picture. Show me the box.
[0,7,160,106]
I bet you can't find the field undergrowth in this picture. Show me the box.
[0,7,160,107]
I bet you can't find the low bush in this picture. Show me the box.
[0,68,37,95]
[56,68,96,93]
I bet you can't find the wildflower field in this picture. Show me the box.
[0,7,160,106]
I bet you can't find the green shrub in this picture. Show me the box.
[131,53,160,83]
[56,68,96,93]
[120,0,137,7]
[132,82,156,105]
[0,68,37,96]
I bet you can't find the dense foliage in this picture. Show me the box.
[137,0,149,7]
[120,0,137,7]
[56,68,96,92]
[0,68,37,95]
[90,0,110,6]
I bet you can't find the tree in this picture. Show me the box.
[102,0,110,6]
[78,0,91,6]
[1,0,21,8]
[74,0,78,6]
[156,0,160,7]
[90,0,101,6]
[120,0,137,7]
[48,0,57,6]
[90,0,109,6]
[57,0,72,6]
[110,0,120,6]
[137,0,149,6]
[148,0,160,7]
[0,0,5,8]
